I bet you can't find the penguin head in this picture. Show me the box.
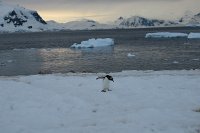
[105,75,114,82]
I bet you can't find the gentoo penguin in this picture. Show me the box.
[96,75,114,92]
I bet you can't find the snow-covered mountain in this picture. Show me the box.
[0,2,48,32]
[63,19,114,30]
[179,12,200,26]
[190,13,200,25]
[0,2,114,33]
[47,19,115,30]
[179,11,193,24]
[46,20,65,30]
[114,16,178,28]
[1,2,200,33]
[40,13,200,30]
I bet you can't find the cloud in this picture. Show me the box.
[3,0,200,23]
[5,0,184,10]
[5,0,183,5]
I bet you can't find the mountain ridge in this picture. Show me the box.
[114,16,179,28]
[0,2,49,32]
[0,2,200,33]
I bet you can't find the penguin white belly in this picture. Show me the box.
[103,78,110,90]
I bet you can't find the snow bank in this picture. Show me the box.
[188,33,200,39]
[0,70,200,133]
[145,32,188,38]
[71,38,114,48]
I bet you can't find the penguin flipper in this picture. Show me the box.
[96,76,105,80]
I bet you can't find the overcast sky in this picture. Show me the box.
[3,0,200,23]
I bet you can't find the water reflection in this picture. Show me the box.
[73,46,114,54]
[0,47,115,75]
[37,47,114,73]
[38,48,81,73]
[0,49,43,76]
[1,42,199,76]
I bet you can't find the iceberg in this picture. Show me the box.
[70,38,114,48]
[188,33,200,39]
[145,32,188,38]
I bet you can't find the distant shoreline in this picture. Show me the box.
[0,26,200,34]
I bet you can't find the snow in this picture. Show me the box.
[179,11,194,25]
[188,33,200,39]
[46,20,65,31]
[46,19,114,31]
[186,23,200,27]
[63,19,114,30]
[0,2,115,33]
[113,16,179,28]
[0,70,200,133]
[145,32,188,38]
[70,38,114,48]
[0,2,50,33]
[1,2,200,33]
[145,32,200,39]
[185,13,200,26]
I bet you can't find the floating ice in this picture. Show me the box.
[7,60,13,63]
[192,58,199,61]
[173,61,179,64]
[127,53,136,57]
[188,33,200,39]
[145,32,188,38]
[70,38,114,48]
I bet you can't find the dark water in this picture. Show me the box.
[0,27,200,76]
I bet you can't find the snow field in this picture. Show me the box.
[0,70,200,133]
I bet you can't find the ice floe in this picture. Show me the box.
[188,33,200,39]
[71,38,114,48]
[145,32,188,38]
[127,53,136,57]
